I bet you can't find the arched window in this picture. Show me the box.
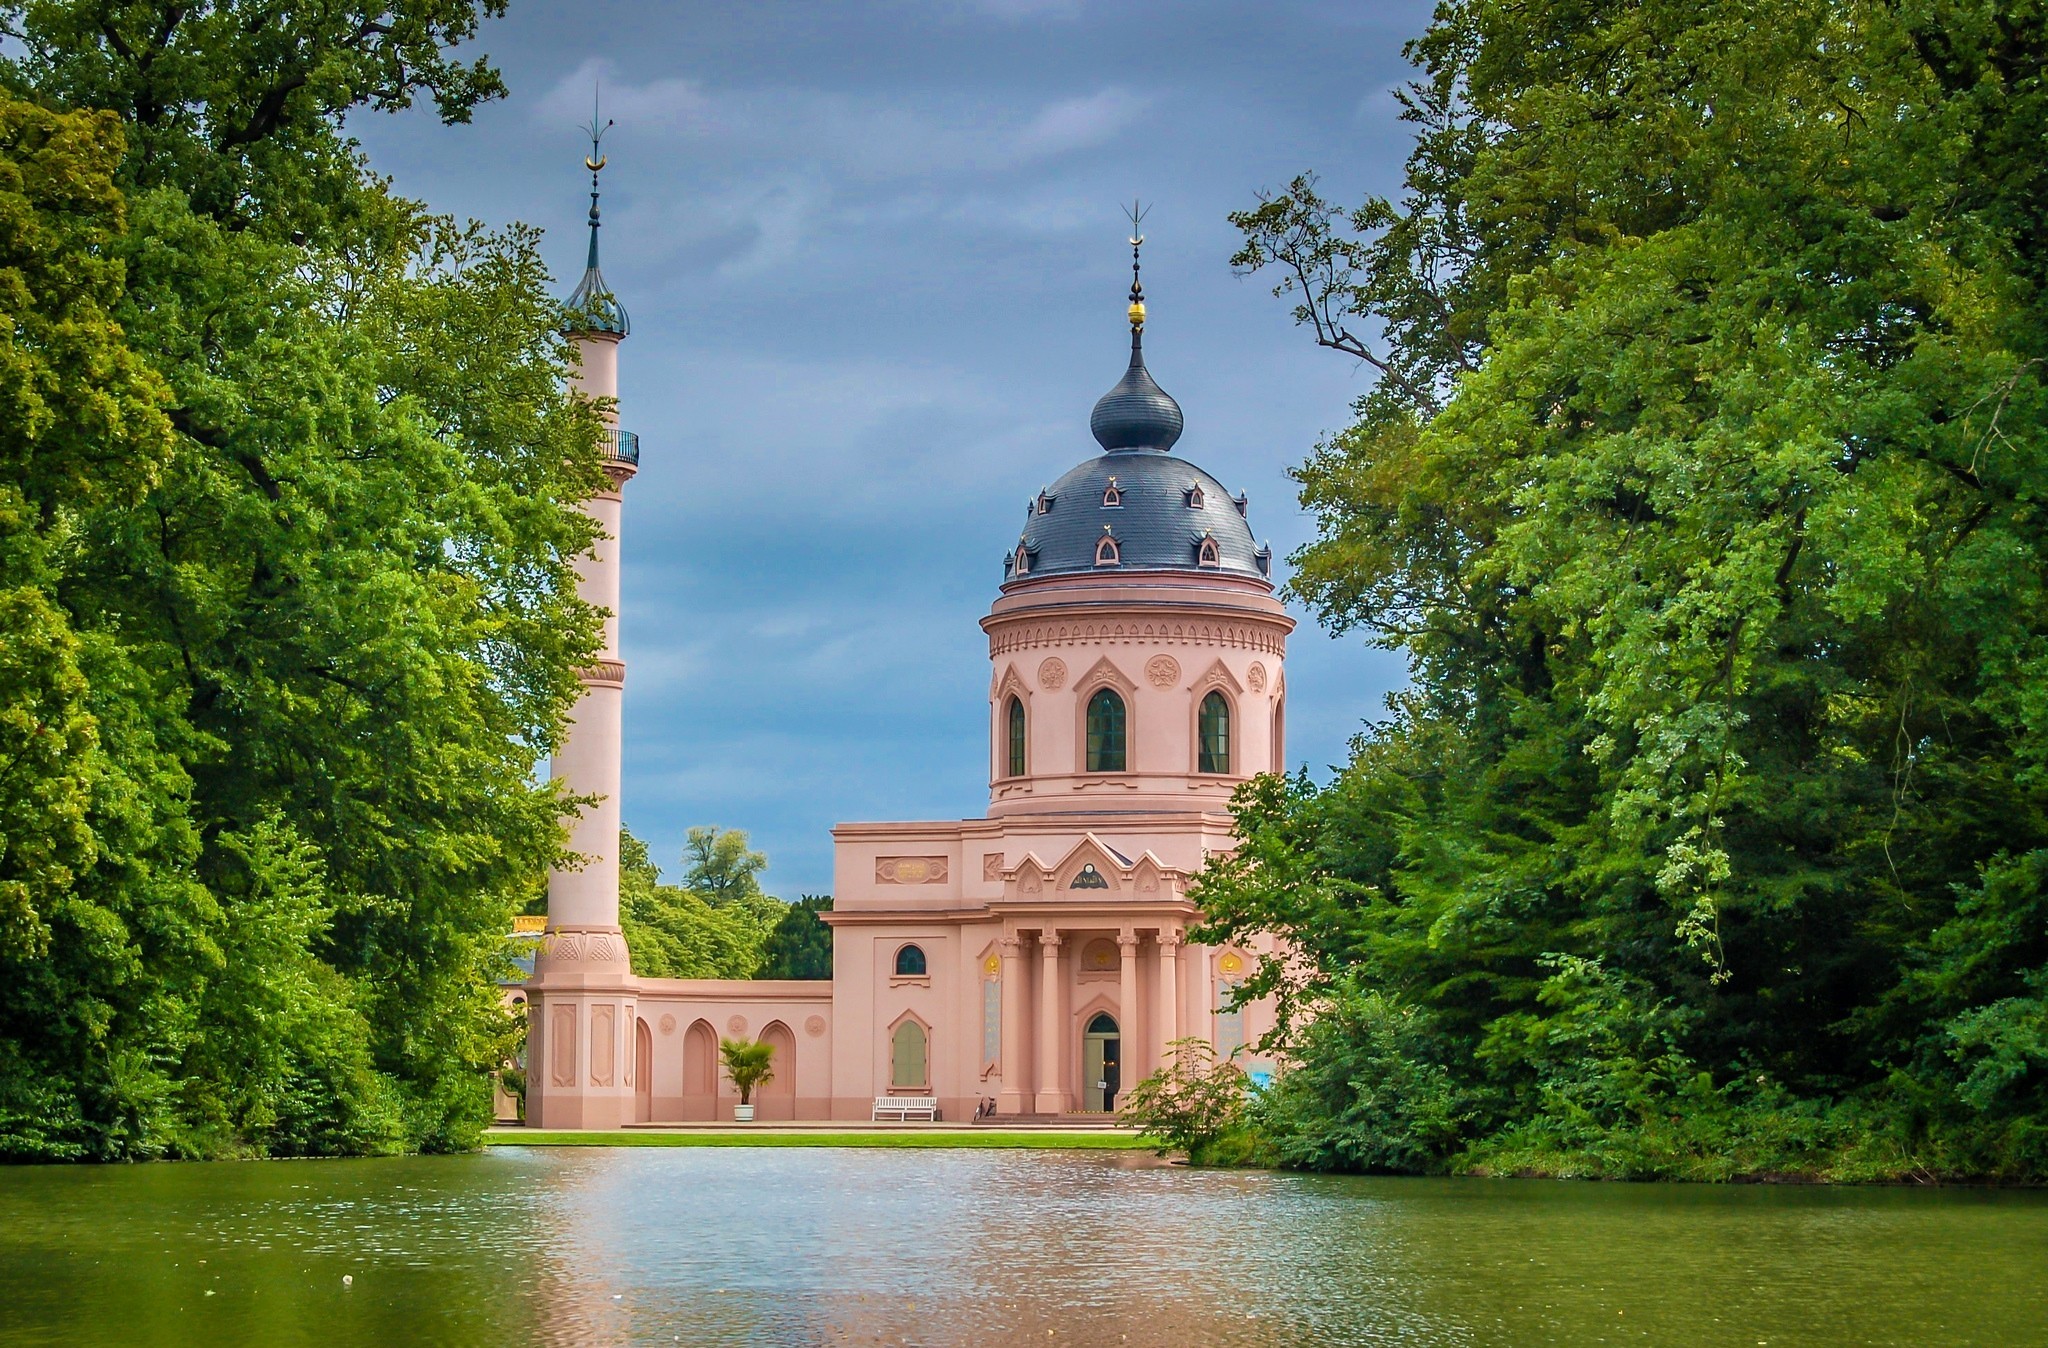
[1006,696,1026,777]
[894,944,927,977]
[1095,530,1121,567]
[1271,696,1285,774]
[1196,533,1221,568]
[1102,477,1123,507]
[1086,688,1126,772]
[1185,484,1205,509]
[891,1019,928,1089]
[1013,542,1031,576]
[1199,690,1231,774]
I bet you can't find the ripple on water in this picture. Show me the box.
[0,1148,2040,1347]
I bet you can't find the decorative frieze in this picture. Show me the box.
[991,618,1287,658]
[875,856,949,884]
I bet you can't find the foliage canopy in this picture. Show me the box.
[0,0,607,1158]
[1205,0,2048,1180]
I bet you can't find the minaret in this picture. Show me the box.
[527,117,641,1130]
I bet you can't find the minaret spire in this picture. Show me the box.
[567,88,628,334]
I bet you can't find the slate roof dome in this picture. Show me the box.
[1007,451,1270,583]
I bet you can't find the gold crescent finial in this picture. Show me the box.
[585,154,607,172]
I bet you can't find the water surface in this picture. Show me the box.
[0,1147,2039,1346]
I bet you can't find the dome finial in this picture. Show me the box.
[1125,198,1149,331]
[1089,203,1182,452]
[566,84,629,336]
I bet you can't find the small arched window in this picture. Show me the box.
[1086,688,1126,773]
[1199,690,1231,774]
[1006,696,1026,777]
[1196,533,1221,568]
[891,1020,928,1089]
[1185,484,1205,509]
[1102,477,1123,507]
[894,944,927,977]
[1013,542,1031,576]
[1095,530,1121,567]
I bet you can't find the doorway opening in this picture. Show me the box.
[1082,1012,1121,1113]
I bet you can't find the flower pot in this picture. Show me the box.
[733,1103,755,1122]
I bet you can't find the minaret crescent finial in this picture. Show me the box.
[1124,199,1150,332]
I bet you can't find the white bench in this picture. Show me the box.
[871,1096,939,1122]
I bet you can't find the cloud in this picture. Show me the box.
[1012,89,1150,159]
[536,63,1150,180]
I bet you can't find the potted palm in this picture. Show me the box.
[719,1036,776,1122]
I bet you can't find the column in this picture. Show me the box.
[1117,930,1140,1083]
[1035,930,1066,1114]
[998,935,1030,1114]
[1156,929,1182,1069]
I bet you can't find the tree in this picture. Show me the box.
[1208,0,2048,1179]
[1118,1037,1250,1162]
[682,826,769,907]
[756,895,832,980]
[618,829,783,981]
[719,1037,775,1106]
[0,0,606,1159]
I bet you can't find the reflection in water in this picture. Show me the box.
[0,1147,2040,1347]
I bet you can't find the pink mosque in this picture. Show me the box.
[519,158,1290,1128]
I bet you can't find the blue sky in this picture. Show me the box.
[353,0,1435,895]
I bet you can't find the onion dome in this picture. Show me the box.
[1087,221,1180,452]
[565,130,629,336]
[1089,328,1183,452]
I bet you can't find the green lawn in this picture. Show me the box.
[490,1129,1154,1150]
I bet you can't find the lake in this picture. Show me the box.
[0,1146,2039,1346]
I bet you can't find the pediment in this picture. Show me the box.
[1075,656,1137,696]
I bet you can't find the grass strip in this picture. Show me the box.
[489,1129,1153,1150]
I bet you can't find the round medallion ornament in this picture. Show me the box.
[726,1015,748,1035]
[658,1014,677,1036]
[1145,654,1181,688]
[1219,951,1245,976]
[1247,661,1268,692]
[1037,657,1067,690]
[805,1015,828,1038]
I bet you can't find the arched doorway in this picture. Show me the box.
[682,1019,718,1121]
[1082,1012,1121,1113]
[634,1017,653,1123]
[759,1020,797,1121]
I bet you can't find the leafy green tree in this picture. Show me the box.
[618,829,783,981]
[683,826,769,907]
[0,0,607,1158]
[1118,1037,1251,1162]
[757,895,832,980]
[1207,0,2048,1179]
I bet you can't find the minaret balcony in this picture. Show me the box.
[606,428,640,466]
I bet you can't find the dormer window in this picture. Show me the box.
[1013,541,1033,576]
[1196,533,1221,568]
[1095,529,1121,567]
[1036,491,1056,515]
[1234,492,1249,517]
[1185,484,1205,509]
[1102,477,1123,508]
[1255,544,1273,577]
